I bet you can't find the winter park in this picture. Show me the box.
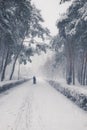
[0,0,87,130]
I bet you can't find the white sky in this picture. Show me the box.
[32,0,71,36]
[32,0,59,35]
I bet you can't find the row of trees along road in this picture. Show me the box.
[0,0,50,81]
[51,0,87,85]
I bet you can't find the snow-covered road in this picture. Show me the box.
[0,79,87,130]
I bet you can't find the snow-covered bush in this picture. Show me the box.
[48,80,87,111]
[0,79,30,93]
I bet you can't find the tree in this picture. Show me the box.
[0,0,32,80]
[0,0,50,81]
[9,5,50,80]
[60,0,71,4]
[56,0,87,85]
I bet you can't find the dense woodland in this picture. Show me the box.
[60,0,87,86]
[48,0,87,86]
[0,0,49,81]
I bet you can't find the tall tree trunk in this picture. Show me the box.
[9,51,21,80]
[1,48,9,81]
[85,55,87,85]
[83,53,87,85]
[80,54,84,85]
[18,62,20,80]
[0,43,6,75]
[85,53,87,85]
[9,55,18,80]
[72,55,75,85]
[0,51,5,73]
[9,37,25,80]
[65,41,72,84]
[68,42,73,84]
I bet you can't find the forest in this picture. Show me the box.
[44,0,87,86]
[0,0,50,81]
[0,0,87,86]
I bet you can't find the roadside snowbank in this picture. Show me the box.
[48,80,87,111]
[0,78,31,93]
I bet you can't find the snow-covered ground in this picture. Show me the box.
[0,79,87,130]
[48,79,87,110]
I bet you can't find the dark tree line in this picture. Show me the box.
[51,0,87,85]
[0,0,50,81]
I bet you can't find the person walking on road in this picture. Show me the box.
[33,76,36,84]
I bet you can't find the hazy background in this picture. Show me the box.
[13,0,72,79]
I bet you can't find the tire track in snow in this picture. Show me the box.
[12,88,34,130]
